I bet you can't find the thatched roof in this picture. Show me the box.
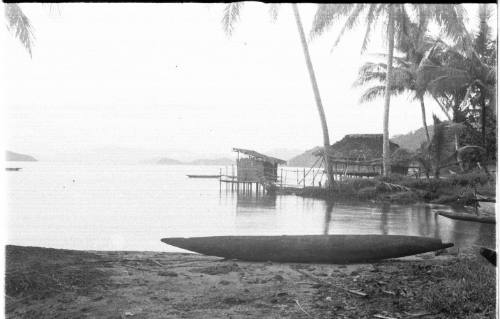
[233,148,286,165]
[313,134,400,161]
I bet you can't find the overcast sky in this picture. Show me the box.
[2,3,495,161]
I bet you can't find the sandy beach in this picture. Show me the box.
[6,245,495,319]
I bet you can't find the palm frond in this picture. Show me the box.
[360,5,378,53]
[268,3,280,22]
[222,2,243,36]
[359,85,386,103]
[355,61,412,88]
[368,53,411,68]
[354,62,388,86]
[474,4,493,57]
[310,4,356,38]
[332,4,366,50]
[422,65,472,94]
[4,3,34,57]
[425,4,473,55]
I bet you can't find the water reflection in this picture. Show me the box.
[313,200,494,251]
[323,201,334,235]
[7,163,496,252]
[236,192,277,210]
[379,203,390,235]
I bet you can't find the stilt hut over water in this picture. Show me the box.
[313,134,409,178]
[233,148,286,184]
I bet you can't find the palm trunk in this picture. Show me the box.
[481,94,486,151]
[419,97,431,144]
[382,5,395,177]
[292,3,334,187]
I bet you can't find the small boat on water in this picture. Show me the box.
[161,235,453,263]
[5,168,22,171]
[186,174,221,179]
[437,210,495,224]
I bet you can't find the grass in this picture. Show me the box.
[5,245,110,300]
[422,258,496,317]
[312,256,496,318]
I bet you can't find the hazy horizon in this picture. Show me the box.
[3,3,495,163]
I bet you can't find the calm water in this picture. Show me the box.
[6,162,495,252]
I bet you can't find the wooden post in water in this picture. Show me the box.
[296,168,299,185]
[280,168,283,188]
[219,168,222,191]
[312,168,315,186]
[303,168,306,187]
[231,165,235,191]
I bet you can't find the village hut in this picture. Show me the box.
[233,148,286,184]
[313,134,409,177]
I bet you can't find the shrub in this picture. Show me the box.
[449,172,492,186]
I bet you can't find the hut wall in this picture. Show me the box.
[237,158,278,183]
[330,161,382,175]
[328,159,410,177]
[391,165,409,175]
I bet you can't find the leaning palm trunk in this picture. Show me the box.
[419,97,431,144]
[382,5,395,177]
[292,4,334,186]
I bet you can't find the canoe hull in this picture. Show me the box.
[437,211,495,224]
[161,235,453,263]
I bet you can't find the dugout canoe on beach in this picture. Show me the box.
[437,210,496,224]
[161,235,453,263]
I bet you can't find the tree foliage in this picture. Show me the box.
[4,3,34,57]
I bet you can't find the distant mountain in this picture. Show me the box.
[265,148,303,161]
[391,125,434,151]
[157,158,183,165]
[189,158,234,166]
[6,151,37,162]
[150,157,234,166]
[287,146,322,168]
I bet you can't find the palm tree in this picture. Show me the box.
[416,5,496,155]
[4,3,34,57]
[222,3,335,186]
[354,21,436,144]
[310,4,469,177]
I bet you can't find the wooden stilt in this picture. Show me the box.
[303,168,306,187]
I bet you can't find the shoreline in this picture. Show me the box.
[287,173,496,210]
[6,245,496,318]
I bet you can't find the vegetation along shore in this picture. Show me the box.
[295,171,496,208]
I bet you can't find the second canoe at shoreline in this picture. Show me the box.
[437,211,496,224]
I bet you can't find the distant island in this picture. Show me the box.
[155,157,234,166]
[287,147,322,167]
[157,158,184,165]
[6,151,37,162]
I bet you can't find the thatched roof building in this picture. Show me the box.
[313,134,400,161]
[233,148,286,184]
[313,134,408,177]
[233,148,286,165]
